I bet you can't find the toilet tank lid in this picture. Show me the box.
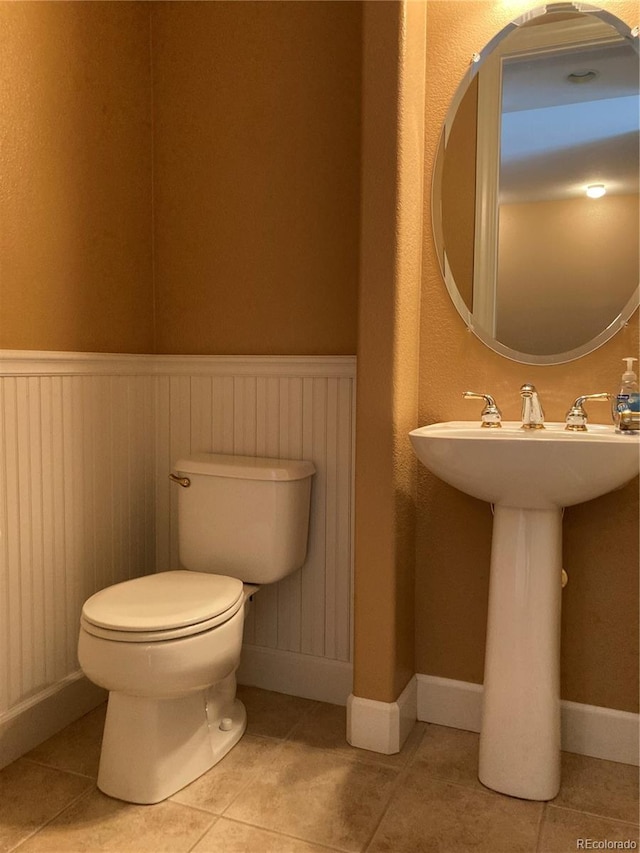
[175,453,315,481]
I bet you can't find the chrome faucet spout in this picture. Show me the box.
[520,383,545,430]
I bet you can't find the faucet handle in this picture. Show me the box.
[463,391,502,428]
[565,393,611,431]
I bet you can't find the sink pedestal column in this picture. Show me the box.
[478,505,562,801]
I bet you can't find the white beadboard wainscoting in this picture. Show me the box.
[0,351,355,768]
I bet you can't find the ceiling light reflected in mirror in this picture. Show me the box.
[586,184,606,198]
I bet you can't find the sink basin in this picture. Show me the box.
[409,420,639,801]
[410,421,639,509]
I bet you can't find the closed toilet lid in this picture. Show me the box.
[82,571,244,634]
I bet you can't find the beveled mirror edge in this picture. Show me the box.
[467,286,639,366]
[431,1,640,366]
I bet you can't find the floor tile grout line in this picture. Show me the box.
[282,697,327,744]
[7,784,95,853]
[218,737,290,817]
[184,813,220,853]
[18,755,98,781]
[274,718,429,773]
[280,741,418,771]
[401,722,430,767]
[546,802,640,827]
[360,750,418,852]
[534,802,549,853]
[233,730,288,745]
[400,766,544,805]
[204,815,353,853]
[167,798,230,819]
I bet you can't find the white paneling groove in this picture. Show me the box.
[0,351,356,767]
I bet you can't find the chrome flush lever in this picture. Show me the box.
[463,391,502,428]
[168,473,191,488]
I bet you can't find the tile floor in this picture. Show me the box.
[1,687,638,853]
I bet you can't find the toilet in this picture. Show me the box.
[78,453,315,804]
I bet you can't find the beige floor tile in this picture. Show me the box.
[288,701,426,767]
[171,735,281,814]
[552,752,639,824]
[16,788,214,853]
[538,805,640,852]
[6,691,638,853]
[0,759,93,853]
[367,766,543,853]
[225,740,400,852]
[24,704,107,778]
[410,724,482,790]
[237,686,318,740]
[192,817,343,852]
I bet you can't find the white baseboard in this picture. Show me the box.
[417,674,639,767]
[560,699,639,766]
[0,671,107,771]
[346,676,417,755]
[417,674,484,732]
[237,644,353,707]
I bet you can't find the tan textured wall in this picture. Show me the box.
[353,0,425,703]
[497,194,639,354]
[0,2,154,353]
[1,2,359,357]
[152,1,361,355]
[418,0,639,712]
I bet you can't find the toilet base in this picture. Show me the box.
[97,673,246,804]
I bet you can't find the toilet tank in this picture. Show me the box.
[172,454,315,584]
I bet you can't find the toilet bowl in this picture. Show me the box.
[78,454,314,804]
[78,571,255,804]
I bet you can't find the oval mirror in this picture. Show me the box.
[432,2,639,365]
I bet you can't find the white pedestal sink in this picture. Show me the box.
[409,421,639,800]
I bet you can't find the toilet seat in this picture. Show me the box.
[81,571,244,643]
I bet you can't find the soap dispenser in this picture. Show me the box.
[614,357,640,433]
